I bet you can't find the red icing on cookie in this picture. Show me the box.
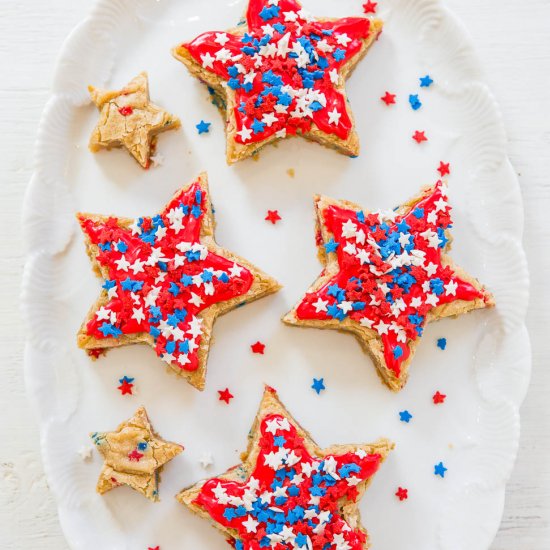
[79,180,254,372]
[194,413,382,549]
[294,182,485,376]
[185,0,377,145]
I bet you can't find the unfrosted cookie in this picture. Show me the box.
[172,0,383,164]
[88,72,180,168]
[177,387,393,548]
[283,181,495,392]
[77,173,281,390]
[91,407,183,502]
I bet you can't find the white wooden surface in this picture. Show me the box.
[0,0,548,548]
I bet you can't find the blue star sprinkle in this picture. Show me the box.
[420,75,434,88]
[399,410,413,423]
[311,378,326,395]
[409,94,422,111]
[196,120,211,134]
[434,462,448,478]
[437,337,447,350]
[324,239,339,253]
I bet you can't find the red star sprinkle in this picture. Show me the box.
[363,1,378,13]
[413,130,428,143]
[438,161,451,177]
[128,449,144,462]
[433,391,447,404]
[218,388,234,404]
[265,210,282,225]
[381,92,396,105]
[118,105,134,117]
[395,487,408,501]
[117,377,134,395]
[148,547,160,550]
[251,341,266,354]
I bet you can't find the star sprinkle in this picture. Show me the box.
[412,130,428,144]
[251,341,266,354]
[420,75,434,88]
[409,94,422,110]
[438,162,451,177]
[311,377,326,394]
[196,120,212,134]
[200,452,214,469]
[88,72,180,168]
[173,0,383,164]
[381,91,396,105]
[437,337,447,350]
[177,387,393,550]
[150,153,165,167]
[395,487,408,501]
[434,462,448,478]
[399,410,412,423]
[78,446,94,461]
[149,547,160,550]
[77,173,280,391]
[433,391,446,404]
[91,407,183,501]
[117,375,135,395]
[363,1,378,13]
[284,181,494,391]
[219,388,234,404]
[265,210,282,224]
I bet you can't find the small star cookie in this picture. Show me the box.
[90,407,183,501]
[88,72,180,168]
[177,387,393,549]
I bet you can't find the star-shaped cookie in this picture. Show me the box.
[77,172,281,390]
[177,387,393,549]
[172,0,383,164]
[283,181,494,391]
[88,72,180,168]
[91,407,183,501]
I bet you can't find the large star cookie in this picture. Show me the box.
[91,407,183,501]
[177,387,393,549]
[77,173,280,390]
[283,182,494,391]
[172,0,383,164]
[88,72,180,168]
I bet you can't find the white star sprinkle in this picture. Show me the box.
[313,298,329,313]
[199,451,214,469]
[115,255,130,272]
[445,280,458,296]
[201,52,215,69]
[237,126,253,142]
[214,32,230,46]
[328,107,342,125]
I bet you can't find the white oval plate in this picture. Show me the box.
[22,0,531,549]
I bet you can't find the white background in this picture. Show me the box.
[0,0,548,548]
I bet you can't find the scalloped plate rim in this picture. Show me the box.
[21,0,532,549]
